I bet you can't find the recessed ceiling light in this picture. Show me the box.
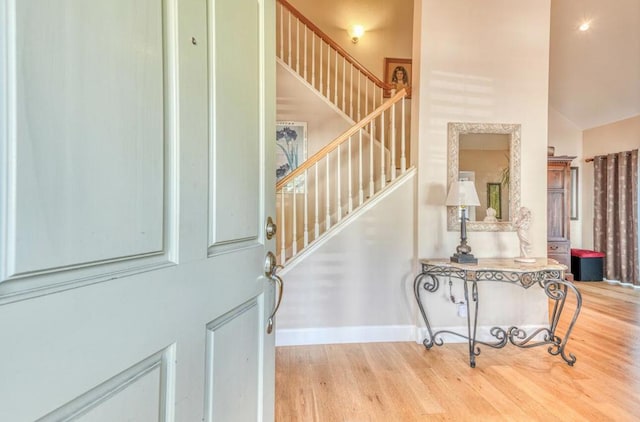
[579,22,590,31]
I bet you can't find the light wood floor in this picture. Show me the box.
[275,282,640,421]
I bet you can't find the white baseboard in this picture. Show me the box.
[275,325,415,346]
[275,324,550,347]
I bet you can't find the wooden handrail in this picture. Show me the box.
[276,89,407,189]
[278,0,393,91]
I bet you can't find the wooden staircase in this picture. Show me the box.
[276,0,413,265]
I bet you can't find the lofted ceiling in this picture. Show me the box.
[549,0,640,130]
[292,0,640,131]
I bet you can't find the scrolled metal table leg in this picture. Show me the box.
[543,279,582,366]
[464,279,481,368]
[414,272,442,349]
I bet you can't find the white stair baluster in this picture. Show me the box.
[334,50,338,106]
[369,119,376,198]
[278,4,283,59]
[337,145,342,220]
[319,41,323,95]
[325,157,331,230]
[295,18,300,72]
[303,26,308,80]
[391,102,396,181]
[348,136,353,213]
[314,163,319,239]
[326,44,331,99]
[349,64,354,119]
[358,129,363,205]
[292,183,297,256]
[369,120,375,198]
[280,192,286,263]
[381,110,386,189]
[303,170,309,246]
[287,11,292,66]
[365,79,369,117]
[357,73,361,121]
[342,58,346,112]
[401,96,407,173]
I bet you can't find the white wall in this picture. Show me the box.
[416,0,553,328]
[582,115,640,249]
[277,63,352,155]
[548,106,583,248]
[276,173,417,345]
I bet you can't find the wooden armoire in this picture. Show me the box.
[547,156,575,271]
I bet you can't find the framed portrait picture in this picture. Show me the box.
[487,183,502,220]
[276,121,307,191]
[383,57,412,99]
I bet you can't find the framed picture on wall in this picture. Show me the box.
[276,121,307,191]
[383,57,412,99]
[487,183,502,220]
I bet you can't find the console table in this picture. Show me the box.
[414,258,581,367]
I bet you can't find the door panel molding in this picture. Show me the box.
[0,0,181,302]
[38,344,177,422]
[208,0,261,249]
[204,298,261,422]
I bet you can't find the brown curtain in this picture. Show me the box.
[593,149,639,285]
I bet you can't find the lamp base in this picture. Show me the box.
[450,253,478,264]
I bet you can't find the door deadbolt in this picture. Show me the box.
[265,216,277,240]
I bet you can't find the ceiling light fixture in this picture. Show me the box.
[579,22,590,31]
[348,25,365,44]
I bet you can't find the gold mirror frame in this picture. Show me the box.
[447,122,521,232]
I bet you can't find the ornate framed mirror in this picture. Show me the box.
[447,122,521,231]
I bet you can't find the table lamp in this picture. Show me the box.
[446,180,481,264]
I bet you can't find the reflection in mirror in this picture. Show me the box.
[447,122,521,232]
[459,133,510,221]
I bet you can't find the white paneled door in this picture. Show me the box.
[0,0,276,421]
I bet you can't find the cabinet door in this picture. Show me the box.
[547,164,569,241]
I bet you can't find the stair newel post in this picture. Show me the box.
[358,129,364,206]
[314,163,320,239]
[369,120,375,198]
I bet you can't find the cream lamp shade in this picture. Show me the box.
[445,180,480,207]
